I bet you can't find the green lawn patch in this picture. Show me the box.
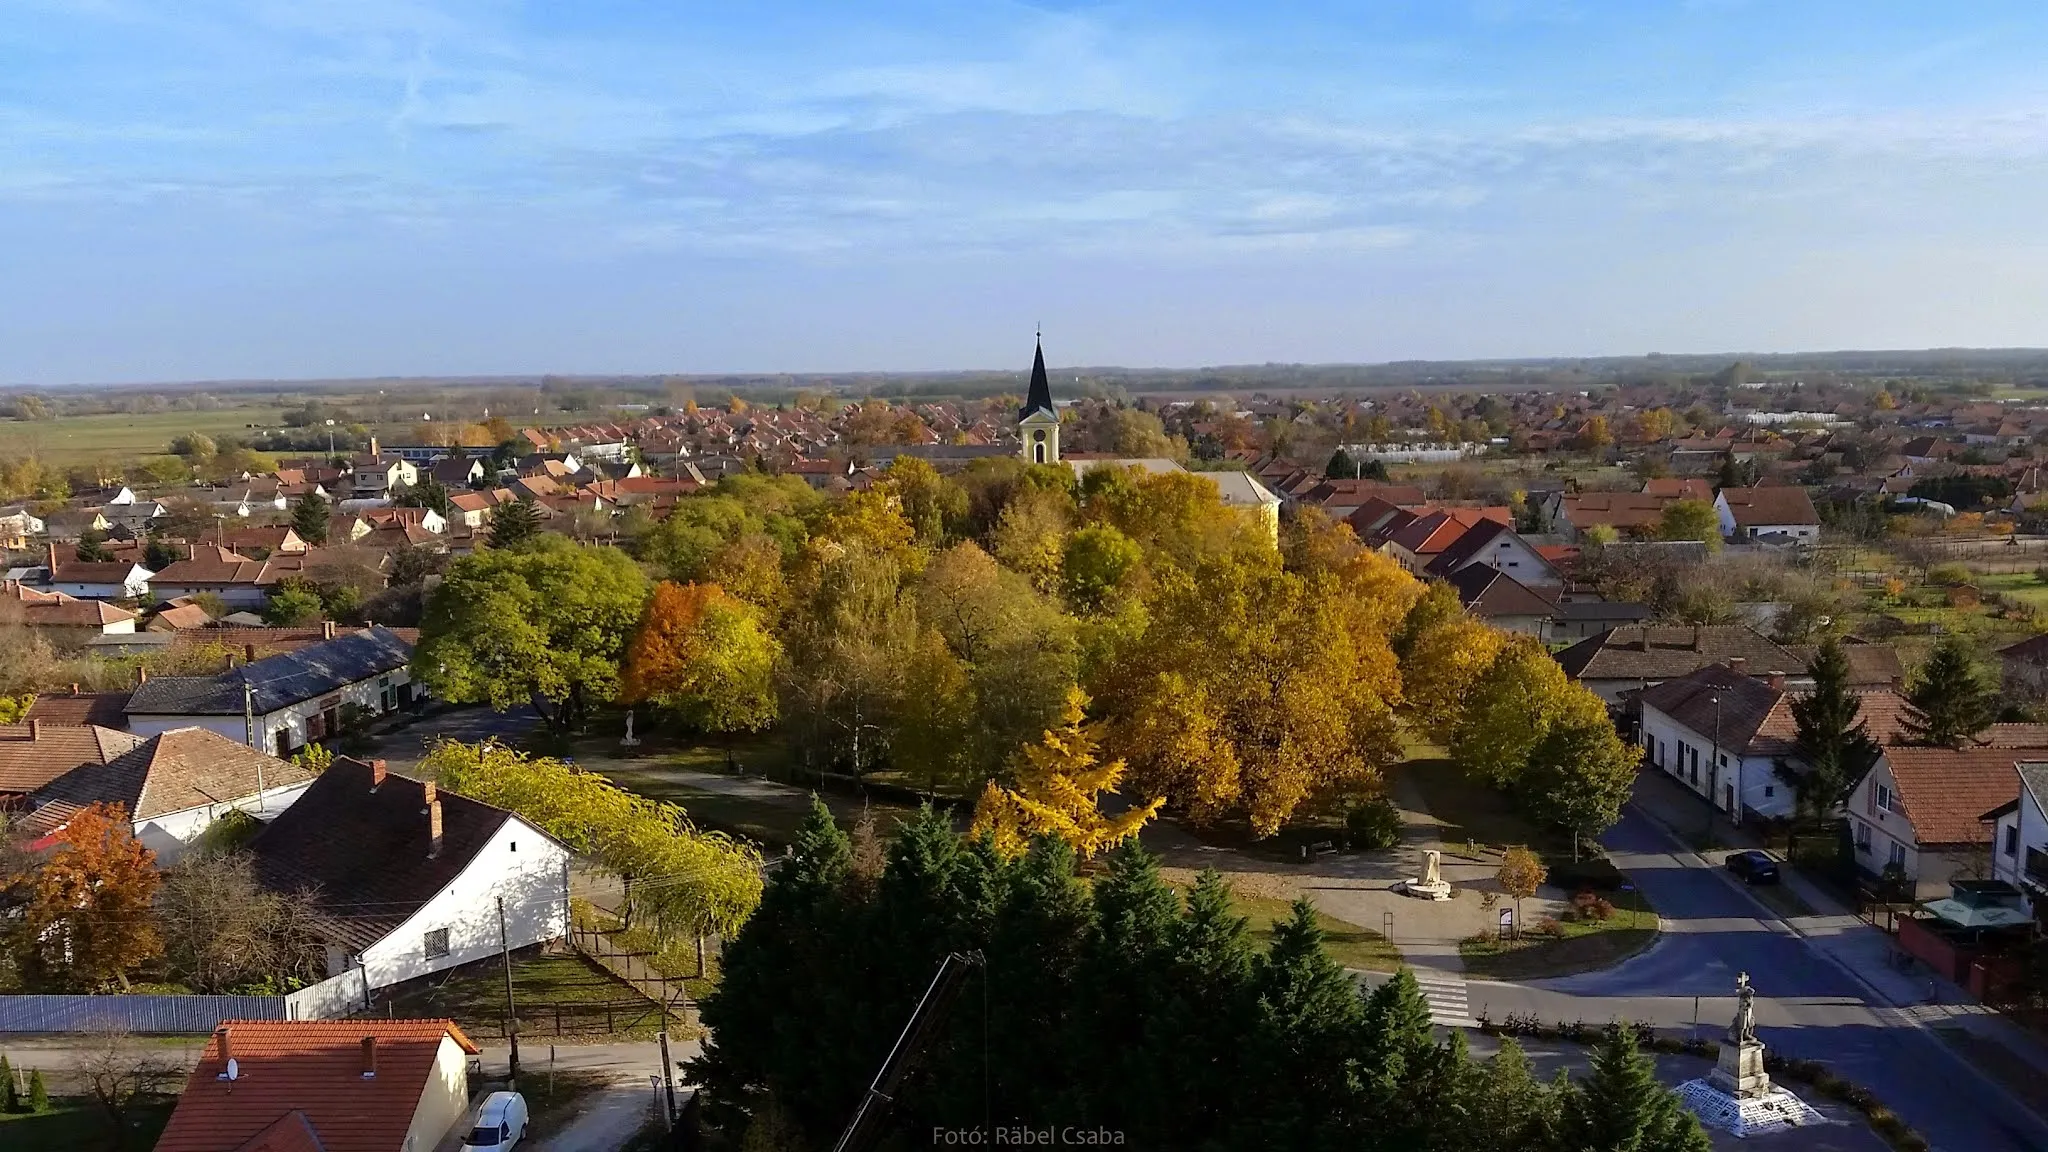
[378,948,671,1041]
[0,406,288,466]
[0,1097,175,1152]
[1459,918,1658,982]
[1230,892,1403,972]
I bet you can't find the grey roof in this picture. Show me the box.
[2019,764,2048,819]
[1019,339,1055,422]
[1554,624,1806,683]
[1552,598,1652,624]
[125,627,413,717]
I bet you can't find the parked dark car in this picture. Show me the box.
[1726,850,1780,885]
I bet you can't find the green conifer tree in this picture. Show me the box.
[291,490,331,545]
[0,1053,15,1113]
[1239,899,1363,1149]
[1901,633,1998,748]
[1558,1024,1712,1152]
[1792,635,1882,819]
[26,1068,47,1115]
[487,496,544,550]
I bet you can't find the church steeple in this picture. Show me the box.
[1019,335,1055,422]
[1017,333,1060,465]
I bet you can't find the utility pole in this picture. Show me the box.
[657,1030,677,1123]
[1705,693,1722,846]
[497,896,521,1083]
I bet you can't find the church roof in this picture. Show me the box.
[1019,339,1056,422]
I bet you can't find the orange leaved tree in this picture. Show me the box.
[620,581,780,736]
[19,802,163,991]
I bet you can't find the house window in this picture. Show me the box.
[1875,784,1896,814]
[1887,842,1907,870]
[2005,826,2020,858]
[1763,785,1775,799]
[1855,822,1872,853]
[424,929,450,959]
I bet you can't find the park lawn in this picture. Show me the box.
[1458,915,1658,982]
[0,1097,175,1152]
[1230,892,1403,973]
[378,948,672,1041]
[0,406,288,466]
[1972,570,2048,609]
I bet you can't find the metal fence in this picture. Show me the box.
[0,994,287,1033]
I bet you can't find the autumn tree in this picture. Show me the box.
[878,456,968,547]
[425,741,762,942]
[1448,636,1580,788]
[972,687,1163,857]
[1097,552,1404,835]
[1575,415,1613,452]
[156,851,324,993]
[416,536,650,732]
[1524,708,1639,859]
[1398,589,1508,744]
[777,538,917,775]
[1658,498,1722,549]
[1496,846,1546,933]
[1061,523,1143,611]
[621,582,780,736]
[13,804,162,991]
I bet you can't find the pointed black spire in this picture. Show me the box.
[1019,335,1055,422]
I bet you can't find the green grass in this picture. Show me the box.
[1231,892,1403,972]
[0,406,288,466]
[0,1097,175,1152]
[378,948,673,1041]
[1459,917,1658,981]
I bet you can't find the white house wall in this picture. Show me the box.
[357,815,570,991]
[128,667,413,755]
[401,1034,473,1152]
[135,779,319,865]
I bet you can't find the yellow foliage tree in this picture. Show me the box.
[972,687,1162,858]
[1402,613,1508,744]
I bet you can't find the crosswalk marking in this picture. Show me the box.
[1410,970,1478,1028]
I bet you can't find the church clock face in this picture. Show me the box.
[1033,429,1047,442]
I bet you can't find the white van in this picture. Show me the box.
[463,1091,530,1152]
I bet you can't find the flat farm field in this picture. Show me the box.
[0,406,287,465]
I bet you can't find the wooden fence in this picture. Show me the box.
[570,925,693,1028]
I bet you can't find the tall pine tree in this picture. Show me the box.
[1558,1024,1712,1152]
[488,495,544,550]
[1901,632,1997,748]
[1791,635,1882,820]
[291,490,331,545]
[1236,899,1363,1150]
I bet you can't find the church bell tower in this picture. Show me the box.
[1018,336,1060,465]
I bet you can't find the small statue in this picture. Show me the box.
[1731,971,1757,1046]
[620,708,640,748]
[1421,849,1442,885]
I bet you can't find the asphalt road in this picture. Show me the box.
[1468,809,2048,1152]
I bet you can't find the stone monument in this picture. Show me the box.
[1675,972,1826,1137]
[620,709,641,748]
[1398,848,1453,901]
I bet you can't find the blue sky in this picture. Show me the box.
[6,1,2048,384]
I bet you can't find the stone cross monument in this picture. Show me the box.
[1677,970,1825,1136]
[1709,971,1770,1099]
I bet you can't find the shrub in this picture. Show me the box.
[1,1053,14,1113]
[1569,889,1616,921]
[1549,858,1626,892]
[1344,795,1403,852]
[26,1069,46,1114]
[1927,562,1972,586]
[1534,916,1565,938]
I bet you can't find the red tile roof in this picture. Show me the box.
[156,1019,479,1152]
[23,689,131,728]
[0,724,141,796]
[1719,485,1820,527]
[1881,746,2024,847]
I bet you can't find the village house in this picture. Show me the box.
[1421,518,1563,587]
[250,758,572,995]
[0,580,138,636]
[0,506,45,549]
[124,625,419,756]
[0,722,142,805]
[1379,507,1514,573]
[28,544,153,601]
[21,727,318,864]
[154,1019,482,1152]
[1554,624,1814,705]
[1846,746,2021,901]
[145,544,316,609]
[1715,486,1822,544]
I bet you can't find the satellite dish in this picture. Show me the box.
[226,1058,240,1081]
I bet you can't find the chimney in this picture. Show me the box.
[370,758,388,788]
[360,1036,377,1079]
[216,1025,231,1063]
[1727,657,1747,675]
[246,643,258,663]
[424,782,443,858]
[69,683,79,696]
[1692,624,1703,651]
[323,620,337,641]
[136,666,148,685]
[1766,671,1787,692]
